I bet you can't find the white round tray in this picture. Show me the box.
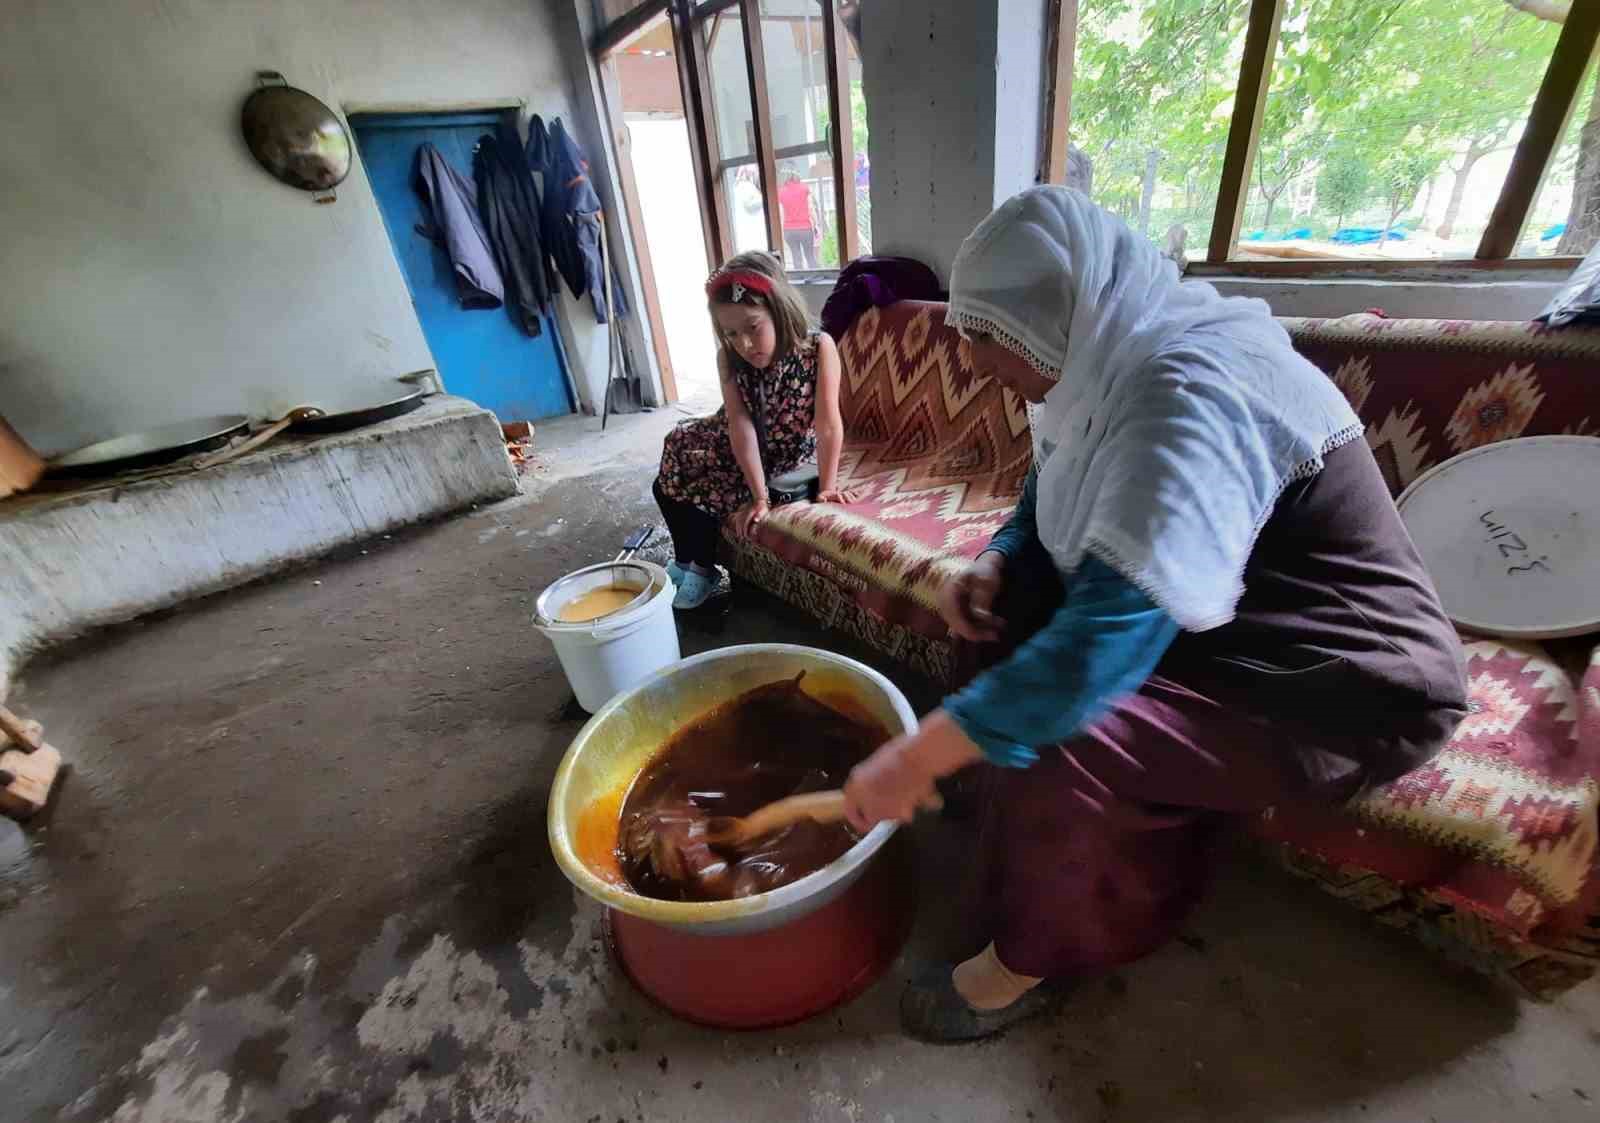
[1396,436,1600,639]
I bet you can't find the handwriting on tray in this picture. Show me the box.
[1479,510,1550,575]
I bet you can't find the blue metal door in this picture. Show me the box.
[351,112,574,421]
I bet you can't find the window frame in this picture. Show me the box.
[595,0,863,274]
[1041,0,1600,276]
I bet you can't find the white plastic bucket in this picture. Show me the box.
[533,560,680,713]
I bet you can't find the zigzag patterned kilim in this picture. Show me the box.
[834,303,1032,548]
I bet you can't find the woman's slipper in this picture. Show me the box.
[672,569,717,610]
[899,963,1059,1043]
[665,561,687,587]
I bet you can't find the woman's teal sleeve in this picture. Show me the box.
[944,555,1178,767]
[981,467,1039,561]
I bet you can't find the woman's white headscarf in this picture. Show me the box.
[947,187,1362,631]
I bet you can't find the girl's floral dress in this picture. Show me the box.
[656,332,821,517]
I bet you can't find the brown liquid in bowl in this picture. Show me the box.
[617,675,889,901]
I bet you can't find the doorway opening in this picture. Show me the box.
[609,26,722,407]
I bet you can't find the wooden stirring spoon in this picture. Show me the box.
[703,788,943,848]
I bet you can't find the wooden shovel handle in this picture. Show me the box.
[0,705,42,752]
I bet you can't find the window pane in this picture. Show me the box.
[1070,0,1252,261]
[849,49,871,255]
[723,164,771,254]
[753,0,841,269]
[1517,61,1600,258]
[705,7,756,162]
[1240,0,1562,261]
[776,154,831,269]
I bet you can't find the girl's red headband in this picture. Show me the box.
[705,269,774,302]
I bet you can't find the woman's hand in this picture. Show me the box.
[816,487,861,505]
[843,736,942,833]
[939,551,1006,642]
[843,710,983,832]
[732,498,770,539]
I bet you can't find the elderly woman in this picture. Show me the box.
[842,188,1466,1042]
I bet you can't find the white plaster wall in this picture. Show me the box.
[860,0,1001,282]
[0,0,634,456]
[559,0,663,413]
[1206,277,1562,321]
[991,0,1047,208]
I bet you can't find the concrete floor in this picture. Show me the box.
[3,405,1598,1123]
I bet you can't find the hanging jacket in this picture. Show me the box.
[413,143,504,310]
[473,124,550,336]
[526,116,628,323]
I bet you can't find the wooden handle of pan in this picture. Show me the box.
[0,705,42,753]
[193,414,297,471]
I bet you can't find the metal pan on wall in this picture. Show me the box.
[288,389,429,434]
[47,415,251,477]
[191,388,434,470]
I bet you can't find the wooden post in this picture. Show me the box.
[822,0,859,262]
[1207,0,1284,263]
[1478,1,1600,260]
[671,0,730,265]
[1040,0,1079,185]
[739,0,784,255]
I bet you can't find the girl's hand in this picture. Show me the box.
[939,552,1006,642]
[732,498,770,539]
[816,487,861,505]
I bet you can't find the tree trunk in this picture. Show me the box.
[1261,188,1282,235]
[1436,150,1484,240]
[1138,148,1159,235]
[1556,79,1600,254]
[1382,202,1402,245]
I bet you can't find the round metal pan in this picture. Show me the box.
[47,415,251,478]
[287,390,429,435]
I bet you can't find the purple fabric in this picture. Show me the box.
[976,674,1356,979]
[957,437,1465,980]
[819,256,944,340]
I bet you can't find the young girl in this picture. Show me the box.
[654,251,856,609]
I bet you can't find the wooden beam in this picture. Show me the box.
[1477,2,1600,259]
[1207,0,1284,263]
[598,58,679,403]
[822,0,859,263]
[670,0,729,266]
[720,140,829,170]
[1040,0,1080,185]
[694,7,736,261]
[739,0,784,255]
[593,0,670,59]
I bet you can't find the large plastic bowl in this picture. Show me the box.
[548,644,917,935]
